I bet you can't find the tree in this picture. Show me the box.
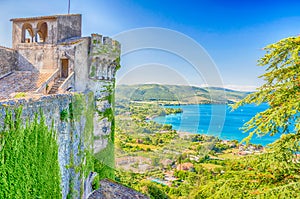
[232,36,300,147]
[230,36,300,196]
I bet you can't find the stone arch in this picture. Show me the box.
[21,23,34,43]
[36,21,48,43]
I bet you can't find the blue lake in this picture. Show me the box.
[153,104,281,146]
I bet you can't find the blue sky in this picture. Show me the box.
[0,0,300,90]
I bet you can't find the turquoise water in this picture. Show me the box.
[153,104,281,146]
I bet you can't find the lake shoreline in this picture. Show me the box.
[151,103,278,146]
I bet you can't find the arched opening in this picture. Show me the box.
[21,23,34,43]
[36,22,48,43]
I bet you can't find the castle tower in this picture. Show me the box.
[10,14,81,72]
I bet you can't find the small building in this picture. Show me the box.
[0,14,120,99]
[176,162,194,171]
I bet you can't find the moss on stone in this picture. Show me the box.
[60,108,69,121]
[115,57,121,71]
[90,65,96,77]
[65,92,96,197]
[13,92,26,98]
[94,140,115,180]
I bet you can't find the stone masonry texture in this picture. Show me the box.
[0,47,17,78]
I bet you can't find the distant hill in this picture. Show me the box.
[115,84,249,104]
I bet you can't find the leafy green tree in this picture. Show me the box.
[230,36,300,196]
[232,36,300,147]
[136,181,168,199]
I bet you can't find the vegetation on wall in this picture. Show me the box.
[77,92,95,181]
[94,141,115,180]
[66,92,96,197]
[13,92,27,99]
[0,108,61,199]
[94,82,116,180]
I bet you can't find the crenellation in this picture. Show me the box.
[89,34,120,81]
[91,33,103,47]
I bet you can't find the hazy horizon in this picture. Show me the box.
[116,82,256,92]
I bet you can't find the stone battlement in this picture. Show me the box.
[89,34,120,81]
[90,33,121,58]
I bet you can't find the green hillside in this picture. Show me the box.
[116,84,249,104]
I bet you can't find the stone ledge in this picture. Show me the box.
[88,179,149,199]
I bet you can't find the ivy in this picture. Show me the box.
[65,92,95,197]
[93,81,116,179]
[94,141,115,180]
[0,108,61,198]
[115,57,121,71]
[97,82,116,143]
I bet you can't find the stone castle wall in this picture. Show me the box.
[0,47,17,78]
[87,34,120,172]
[0,92,106,199]
[16,44,57,71]
[57,15,82,43]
